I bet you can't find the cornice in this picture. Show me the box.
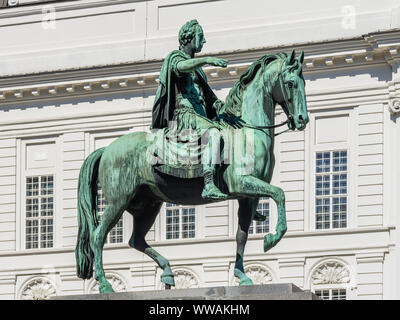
[0,29,399,105]
[0,0,138,18]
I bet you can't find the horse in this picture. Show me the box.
[75,49,309,293]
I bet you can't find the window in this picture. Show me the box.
[315,150,348,230]
[165,203,196,240]
[249,197,270,234]
[97,184,123,244]
[311,261,351,300]
[25,175,54,249]
[315,289,347,300]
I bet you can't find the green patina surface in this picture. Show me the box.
[75,20,309,293]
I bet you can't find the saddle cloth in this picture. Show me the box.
[151,128,205,179]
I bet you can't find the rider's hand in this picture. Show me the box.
[219,112,245,129]
[207,57,228,68]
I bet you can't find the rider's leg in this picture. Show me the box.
[201,127,227,200]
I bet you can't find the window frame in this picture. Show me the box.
[314,287,347,300]
[160,202,203,241]
[306,108,357,232]
[25,175,55,249]
[314,150,349,230]
[17,137,62,251]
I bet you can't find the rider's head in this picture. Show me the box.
[179,19,205,53]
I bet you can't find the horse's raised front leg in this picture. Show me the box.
[127,201,175,288]
[234,198,259,286]
[228,175,287,252]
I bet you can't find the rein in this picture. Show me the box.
[241,118,291,136]
[240,60,294,137]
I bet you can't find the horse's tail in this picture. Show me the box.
[75,147,105,279]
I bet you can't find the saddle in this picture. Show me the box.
[151,128,206,179]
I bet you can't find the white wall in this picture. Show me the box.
[1,0,400,76]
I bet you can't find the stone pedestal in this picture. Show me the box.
[53,283,319,300]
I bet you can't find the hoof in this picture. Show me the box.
[99,282,114,294]
[239,277,254,286]
[161,273,175,287]
[264,233,275,252]
[253,211,267,222]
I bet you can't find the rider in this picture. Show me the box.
[151,19,239,200]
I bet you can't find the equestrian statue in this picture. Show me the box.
[75,19,309,293]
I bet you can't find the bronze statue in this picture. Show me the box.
[75,20,309,293]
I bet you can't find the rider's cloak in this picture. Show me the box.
[151,50,219,130]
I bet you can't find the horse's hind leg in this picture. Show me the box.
[128,201,175,287]
[234,198,258,286]
[91,200,126,293]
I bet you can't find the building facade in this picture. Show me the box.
[0,0,399,299]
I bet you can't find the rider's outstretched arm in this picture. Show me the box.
[176,57,227,74]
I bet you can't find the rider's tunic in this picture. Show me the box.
[151,50,224,137]
[150,50,226,178]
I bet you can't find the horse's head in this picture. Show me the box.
[272,50,309,131]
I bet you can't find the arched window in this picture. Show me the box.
[159,268,200,290]
[232,264,273,286]
[311,261,351,300]
[88,273,127,294]
[19,277,57,300]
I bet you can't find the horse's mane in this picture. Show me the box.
[224,52,287,116]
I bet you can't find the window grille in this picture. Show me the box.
[166,203,196,240]
[25,175,54,249]
[315,150,348,230]
[315,289,347,300]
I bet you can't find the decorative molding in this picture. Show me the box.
[174,270,199,289]
[20,277,57,300]
[160,268,200,290]
[203,262,229,272]
[311,262,350,285]
[0,30,399,104]
[232,265,273,286]
[278,257,306,268]
[0,275,16,285]
[88,273,127,294]
[356,252,385,264]
[130,265,157,277]
[389,99,400,115]
[7,0,18,6]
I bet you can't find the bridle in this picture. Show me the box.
[241,60,295,136]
